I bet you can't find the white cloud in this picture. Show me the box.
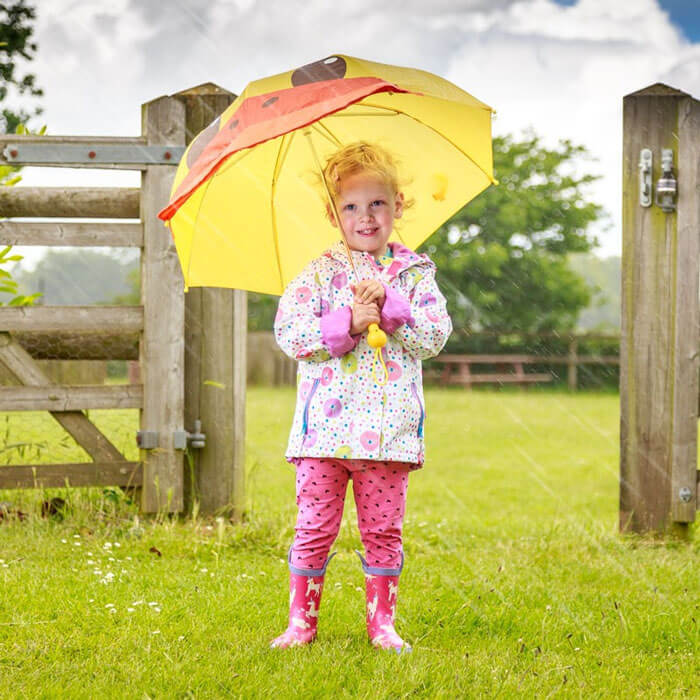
[7,0,699,271]
[444,0,698,255]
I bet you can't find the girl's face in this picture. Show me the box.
[330,171,404,258]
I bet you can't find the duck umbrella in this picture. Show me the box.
[157,53,498,298]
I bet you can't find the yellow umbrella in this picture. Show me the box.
[158,53,498,296]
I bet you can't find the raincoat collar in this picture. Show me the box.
[324,239,426,279]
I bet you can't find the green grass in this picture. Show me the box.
[1,387,698,698]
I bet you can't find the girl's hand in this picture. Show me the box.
[352,280,386,309]
[350,301,381,335]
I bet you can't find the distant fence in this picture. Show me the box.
[228,329,620,390]
[433,329,620,390]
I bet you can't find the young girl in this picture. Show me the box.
[271,141,452,652]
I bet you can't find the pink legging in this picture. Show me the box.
[289,458,410,573]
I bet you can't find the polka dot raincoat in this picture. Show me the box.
[274,240,453,468]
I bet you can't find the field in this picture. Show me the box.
[1,387,698,698]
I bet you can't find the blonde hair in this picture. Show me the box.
[316,141,415,222]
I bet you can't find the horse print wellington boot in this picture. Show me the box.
[270,551,336,649]
[356,550,411,653]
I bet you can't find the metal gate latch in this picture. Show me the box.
[173,419,206,450]
[137,420,206,450]
[639,148,652,207]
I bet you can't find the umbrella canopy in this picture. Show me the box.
[158,54,498,295]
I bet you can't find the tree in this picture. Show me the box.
[0,1,45,308]
[0,0,44,134]
[0,244,41,305]
[420,130,606,333]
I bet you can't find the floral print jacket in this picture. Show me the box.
[274,240,452,467]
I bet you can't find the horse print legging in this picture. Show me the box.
[288,458,411,572]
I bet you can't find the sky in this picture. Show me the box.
[5,0,700,271]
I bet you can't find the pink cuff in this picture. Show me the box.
[320,306,360,357]
[380,284,415,334]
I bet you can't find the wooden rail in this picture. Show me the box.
[0,461,142,489]
[0,134,185,170]
[0,384,142,411]
[4,331,139,360]
[0,221,143,247]
[0,305,143,333]
[0,187,140,218]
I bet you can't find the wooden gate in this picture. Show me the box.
[0,83,246,517]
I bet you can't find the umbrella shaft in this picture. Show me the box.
[303,130,360,285]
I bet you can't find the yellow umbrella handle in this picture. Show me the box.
[367,323,388,385]
[367,323,386,348]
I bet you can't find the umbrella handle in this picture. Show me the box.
[367,323,386,349]
[368,323,389,386]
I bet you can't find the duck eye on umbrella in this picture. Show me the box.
[291,55,347,86]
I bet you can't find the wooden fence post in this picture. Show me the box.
[174,83,247,520]
[140,95,187,514]
[567,337,578,391]
[620,83,700,534]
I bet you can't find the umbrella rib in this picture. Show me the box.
[271,131,295,290]
[359,100,498,186]
[212,144,255,177]
[310,121,342,147]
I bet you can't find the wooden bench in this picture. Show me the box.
[429,354,554,389]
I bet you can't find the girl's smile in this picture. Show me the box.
[330,171,404,258]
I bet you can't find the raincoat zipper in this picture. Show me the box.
[301,378,320,436]
[410,381,424,438]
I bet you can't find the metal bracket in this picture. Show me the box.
[136,430,159,449]
[1,143,185,166]
[678,486,692,504]
[655,148,677,213]
[639,148,652,207]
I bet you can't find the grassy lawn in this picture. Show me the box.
[0,386,698,698]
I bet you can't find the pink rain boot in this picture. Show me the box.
[355,550,412,653]
[270,550,336,649]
